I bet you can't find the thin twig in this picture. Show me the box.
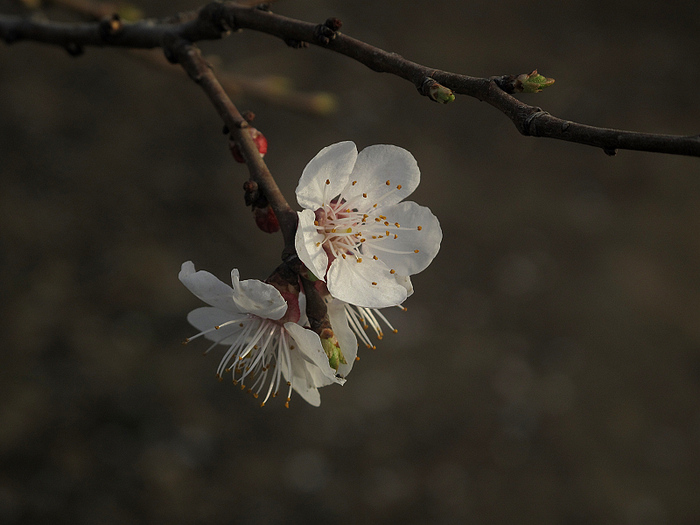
[164,37,297,256]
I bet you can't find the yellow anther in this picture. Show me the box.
[385,180,391,185]
[394,222,400,227]
[375,218,381,222]
[331,228,337,233]
[417,226,423,231]
[414,249,420,253]
[355,356,361,361]
[352,180,357,186]
[373,255,378,260]
[392,329,398,333]
[390,269,396,274]
[363,193,368,198]
[357,258,363,263]
[373,204,378,208]
[371,282,377,285]
[346,228,353,233]
[360,238,366,242]
[394,234,398,239]
[384,221,389,226]
[380,215,387,220]
[182,339,190,345]
[372,235,377,239]
[386,231,390,236]
[325,179,331,185]
[342,254,347,259]
[397,184,402,189]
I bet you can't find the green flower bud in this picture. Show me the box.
[428,83,456,104]
[320,330,347,371]
[516,70,555,93]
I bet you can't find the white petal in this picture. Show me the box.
[363,201,442,276]
[326,298,358,378]
[396,275,414,298]
[284,323,342,386]
[295,209,329,280]
[179,261,242,313]
[296,141,358,209]
[186,307,247,343]
[230,268,287,320]
[282,349,322,406]
[326,257,408,308]
[341,145,420,207]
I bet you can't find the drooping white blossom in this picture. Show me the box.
[179,261,348,407]
[295,141,441,308]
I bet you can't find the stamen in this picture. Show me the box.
[385,180,391,185]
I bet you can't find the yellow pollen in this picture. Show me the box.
[375,218,381,222]
[260,402,265,407]
[393,329,398,333]
[378,235,384,239]
[346,228,353,233]
[314,220,319,226]
[360,238,366,242]
[214,325,220,330]
[394,234,398,239]
[386,231,390,236]
[331,228,337,233]
[380,215,387,220]
[345,209,351,213]
[363,193,368,198]
[352,180,357,185]
[285,401,290,408]
[390,269,396,274]
[397,184,402,189]
[372,235,377,239]
[342,254,347,259]
[357,258,363,263]
[371,282,377,285]
[414,249,420,253]
[373,255,378,260]
[395,222,400,227]
[355,356,360,361]
[417,226,422,230]
[325,179,331,185]
[384,221,389,226]
[373,204,378,208]
[385,180,391,185]
[315,242,321,247]
[363,214,369,220]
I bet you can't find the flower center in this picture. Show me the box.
[313,179,424,274]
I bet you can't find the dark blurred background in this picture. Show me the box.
[1,1,700,523]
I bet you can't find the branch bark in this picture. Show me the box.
[1,2,698,157]
[163,37,297,256]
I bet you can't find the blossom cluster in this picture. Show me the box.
[181,142,441,407]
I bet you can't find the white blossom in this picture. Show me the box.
[179,261,346,407]
[295,141,441,308]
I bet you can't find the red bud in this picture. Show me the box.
[231,128,268,163]
[253,205,280,234]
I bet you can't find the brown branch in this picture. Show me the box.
[1,2,699,156]
[163,37,297,256]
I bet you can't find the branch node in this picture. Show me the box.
[313,17,342,46]
[522,109,548,136]
[64,42,84,57]
[284,38,308,49]
[198,1,235,35]
[98,14,123,42]
[418,77,455,104]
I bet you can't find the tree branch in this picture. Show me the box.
[1,1,698,157]
[163,37,297,256]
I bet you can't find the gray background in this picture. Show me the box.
[1,0,699,523]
